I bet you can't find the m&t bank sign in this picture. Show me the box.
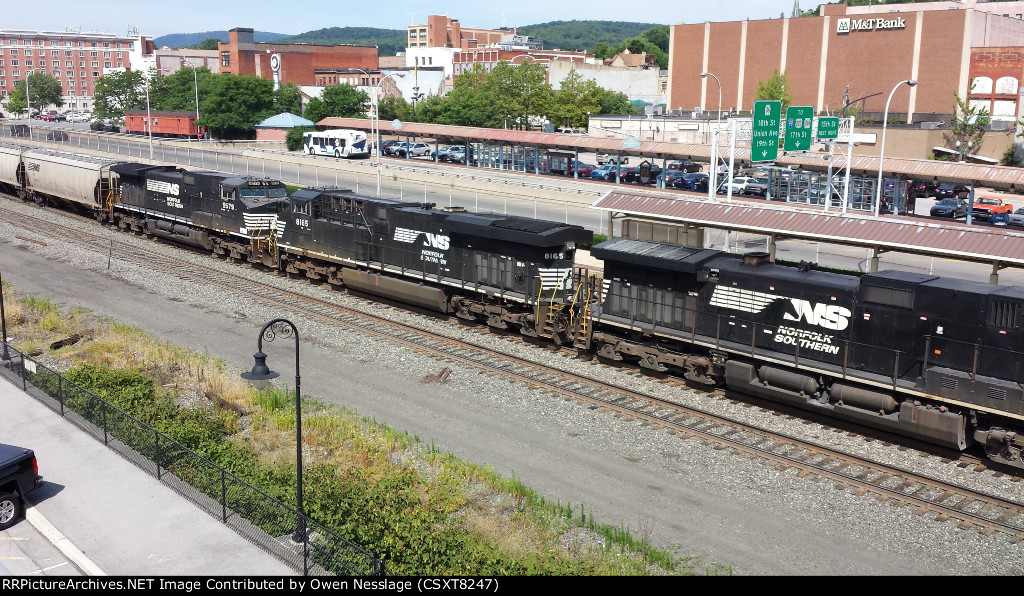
[836,17,906,34]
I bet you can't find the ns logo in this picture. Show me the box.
[783,299,851,331]
[422,233,450,251]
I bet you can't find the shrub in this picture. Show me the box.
[286,126,316,152]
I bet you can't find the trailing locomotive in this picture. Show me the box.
[586,238,1024,469]
[3,143,1023,471]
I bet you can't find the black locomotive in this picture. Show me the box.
[588,238,1024,469]
[2,146,1023,470]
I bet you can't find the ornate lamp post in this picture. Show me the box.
[241,318,305,544]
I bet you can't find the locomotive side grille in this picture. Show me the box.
[862,285,914,309]
[987,301,1020,329]
[939,376,958,390]
[987,387,1007,400]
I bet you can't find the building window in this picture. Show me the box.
[79,61,85,67]
[24,49,31,56]
[80,71,85,77]
[104,61,111,68]
[410,31,417,38]
[67,71,73,77]
[0,60,4,66]
[51,50,58,56]
[54,71,60,77]
[221,51,230,66]
[65,61,71,67]
[117,62,122,67]
[91,61,98,67]
[81,80,87,87]
[92,71,99,77]
[50,40,57,46]
[11,60,18,66]
[0,80,5,87]
[65,50,71,56]
[116,52,122,58]
[25,60,33,66]
[10,49,18,56]
[79,51,84,57]
[12,70,19,77]
[52,60,58,67]
[90,51,97,57]
[69,90,75,96]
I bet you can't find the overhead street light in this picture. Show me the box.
[241,318,306,545]
[875,79,917,218]
[184,59,202,140]
[23,69,37,121]
[700,72,722,199]
[0,266,9,362]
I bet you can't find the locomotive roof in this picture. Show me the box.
[442,211,592,246]
[110,163,176,177]
[590,238,724,273]
[865,269,1024,300]
[713,256,862,292]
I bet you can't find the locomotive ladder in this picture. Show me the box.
[571,270,596,350]
[249,224,278,264]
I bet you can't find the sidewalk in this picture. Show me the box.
[0,374,294,576]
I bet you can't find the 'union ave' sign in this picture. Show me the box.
[836,17,906,34]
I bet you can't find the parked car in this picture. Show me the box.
[677,172,709,191]
[590,164,622,181]
[929,198,968,219]
[743,177,770,197]
[431,145,461,161]
[658,171,689,187]
[45,130,69,141]
[971,197,1013,221]
[556,128,587,135]
[596,153,629,166]
[718,176,755,194]
[395,142,431,157]
[910,180,937,197]
[624,163,662,184]
[936,183,969,200]
[0,443,43,530]
[1008,207,1024,227]
[446,146,475,164]
[9,124,30,137]
[381,140,403,156]
[40,112,56,122]
[667,160,703,173]
[53,112,67,122]
[571,162,596,177]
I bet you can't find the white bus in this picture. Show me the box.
[302,129,370,159]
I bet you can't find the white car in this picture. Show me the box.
[67,112,91,123]
[717,176,754,194]
[395,142,431,157]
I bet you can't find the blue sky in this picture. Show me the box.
[5,0,809,39]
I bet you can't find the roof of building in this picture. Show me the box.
[591,189,1024,268]
[256,112,314,128]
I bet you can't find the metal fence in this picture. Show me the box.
[0,342,386,576]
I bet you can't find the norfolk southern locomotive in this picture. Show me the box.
[1,144,1022,470]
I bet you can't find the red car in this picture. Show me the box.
[572,162,595,177]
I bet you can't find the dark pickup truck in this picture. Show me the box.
[1,443,42,530]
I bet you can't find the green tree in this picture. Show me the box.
[189,38,222,50]
[199,74,278,139]
[999,145,1021,167]
[274,82,303,116]
[432,66,499,127]
[92,70,147,121]
[377,96,412,122]
[754,68,793,113]
[286,126,316,152]
[6,72,64,115]
[598,88,640,115]
[148,67,215,115]
[488,61,551,130]
[303,85,370,124]
[945,83,991,155]
[549,69,602,128]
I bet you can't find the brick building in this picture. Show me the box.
[408,15,513,49]
[0,29,146,113]
[667,5,1024,123]
[218,28,377,87]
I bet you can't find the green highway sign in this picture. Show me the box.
[752,100,781,163]
[784,106,814,151]
[817,116,840,139]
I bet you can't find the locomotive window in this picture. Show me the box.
[221,187,235,200]
[862,285,914,309]
[267,187,286,198]
[295,201,311,216]
[988,301,1021,328]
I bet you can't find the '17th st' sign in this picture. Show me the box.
[751,100,781,163]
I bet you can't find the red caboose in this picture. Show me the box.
[124,110,205,139]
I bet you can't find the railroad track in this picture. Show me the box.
[2,201,1023,542]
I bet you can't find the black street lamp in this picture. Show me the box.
[241,318,304,544]
[0,267,9,362]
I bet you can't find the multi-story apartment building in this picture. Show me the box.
[0,29,148,113]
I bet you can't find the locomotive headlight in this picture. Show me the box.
[564,241,576,251]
